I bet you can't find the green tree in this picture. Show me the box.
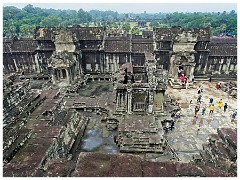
[131,26,140,35]
[149,21,159,28]
[122,22,131,32]
[20,24,34,37]
[40,15,61,27]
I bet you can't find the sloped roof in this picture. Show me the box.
[209,45,237,56]
[70,27,104,40]
[210,37,237,44]
[104,36,131,52]
[3,38,37,53]
[154,27,210,42]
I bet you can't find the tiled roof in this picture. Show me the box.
[105,36,131,52]
[154,27,210,42]
[210,37,237,44]
[209,45,237,56]
[70,27,104,40]
[3,38,37,53]
[132,36,153,53]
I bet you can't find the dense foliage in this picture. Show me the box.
[3,4,237,38]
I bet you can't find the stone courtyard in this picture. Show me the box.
[165,81,237,162]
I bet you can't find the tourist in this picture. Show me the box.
[218,99,223,110]
[197,85,203,94]
[170,119,175,131]
[188,99,193,112]
[194,104,200,117]
[197,94,202,103]
[176,98,180,108]
[209,98,213,104]
[223,103,228,112]
[165,121,170,135]
[209,75,212,82]
[209,104,214,117]
[231,109,237,122]
[175,109,181,119]
[171,110,176,121]
[216,82,222,90]
[202,106,206,116]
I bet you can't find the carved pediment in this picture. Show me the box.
[48,51,76,68]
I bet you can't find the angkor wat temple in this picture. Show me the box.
[3,26,237,177]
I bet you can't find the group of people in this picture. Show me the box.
[164,98,182,135]
[165,81,237,135]
[193,85,235,120]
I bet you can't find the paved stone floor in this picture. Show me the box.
[164,81,237,162]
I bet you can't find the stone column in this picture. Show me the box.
[148,90,154,114]
[34,54,40,73]
[189,64,195,81]
[169,55,176,79]
[52,69,56,84]
[218,61,223,74]
[106,55,109,72]
[116,91,120,109]
[66,68,70,84]
[13,58,19,72]
[60,69,63,79]
[127,89,132,114]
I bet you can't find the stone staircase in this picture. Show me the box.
[168,78,194,89]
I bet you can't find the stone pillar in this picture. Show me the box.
[218,63,223,74]
[13,58,19,72]
[148,90,154,114]
[34,54,40,73]
[169,55,176,79]
[60,69,63,79]
[66,68,70,84]
[189,64,195,80]
[52,69,56,84]
[127,89,132,114]
[106,55,109,72]
[116,91,120,109]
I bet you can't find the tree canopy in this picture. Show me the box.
[3,5,237,38]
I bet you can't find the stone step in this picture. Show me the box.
[168,78,194,89]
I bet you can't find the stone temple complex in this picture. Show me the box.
[3,26,237,177]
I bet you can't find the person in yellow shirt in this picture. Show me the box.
[218,99,223,109]
[209,104,214,117]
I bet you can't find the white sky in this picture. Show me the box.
[2,1,237,13]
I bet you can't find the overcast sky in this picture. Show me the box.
[3,3,237,13]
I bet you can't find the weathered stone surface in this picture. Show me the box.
[217,128,237,149]
[142,161,177,177]
[110,154,142,177]
[43,158,75,177]
[202,166,230,177]
[71,152,232,177]
[73,152,111,177]
[176,163,204,177]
